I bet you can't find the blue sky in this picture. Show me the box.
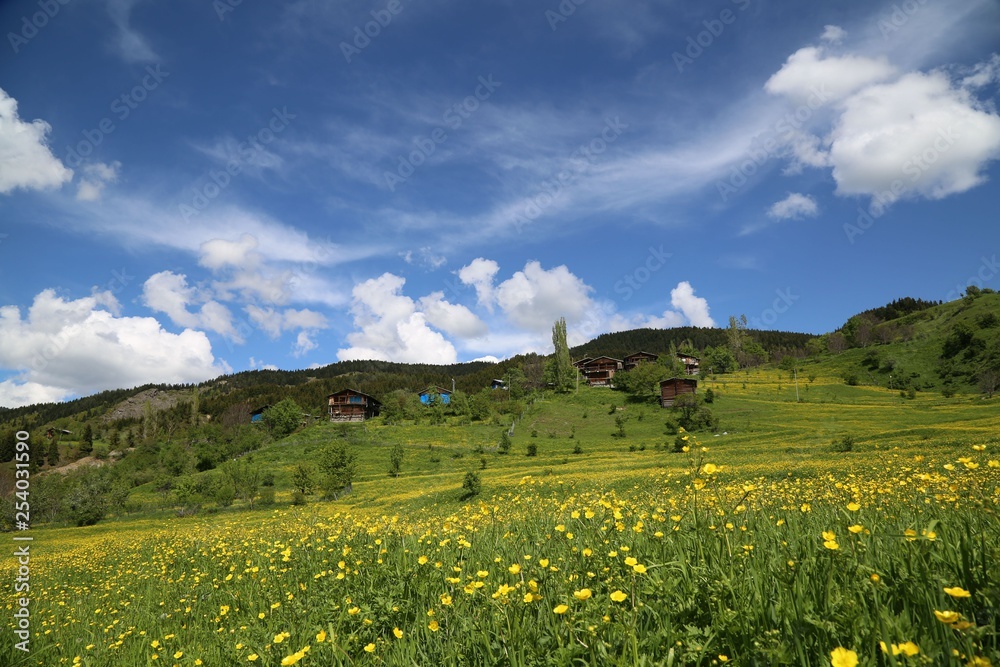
[1,0,998,406]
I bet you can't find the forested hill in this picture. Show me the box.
[570,327,817,361]
[0,357,542,431]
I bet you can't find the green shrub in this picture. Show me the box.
[526,442,537,457]
[460,471,482,500]
[832,435,856,453]
[290,491,306,506]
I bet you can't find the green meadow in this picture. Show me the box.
[3,369,999,666]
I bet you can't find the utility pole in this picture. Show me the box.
[793,367,800,402]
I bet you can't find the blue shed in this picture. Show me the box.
[419,386,451,405]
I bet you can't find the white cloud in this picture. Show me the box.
[76,161,121,201]
[457,258,500,311]
[141,271,240,340]
[961,53,1000,88]
[400,247,446,270]
[828,69,1000,204]
[670,281,714,328]
[249,357,279,371]
[767,192,819,220]
[292,331,318,357]
[495,261,594,332]
[245,305,328,340]
[199,234,261,271]
[417,292,488,339]
[820,25,847,43]
[0,88,73,195]
[106,0,158,63]
[470,355,501,363]
[336,273,458,364]
[0,289,226,407]
[765,47,896,103]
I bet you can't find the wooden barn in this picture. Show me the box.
[580,356,623,387]
[624,351,658,371]
[677,353,700,376]
[660,377,697,407]
[328,389,381,422]
[419,386,452,405]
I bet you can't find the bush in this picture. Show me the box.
[703,388,715,404]
[663,419,679,435]
[672,434,688,453]
[258,487,275,506]
[262,472,275,487]
[941,385,956,398]
[498,431,511,455]
[832,435,856,453]
[572,443,583,455]
[388,443,404,477]
[844,373,859,386]
[290,491,307,506]
[460,471,482,500]
[526,442,537,457]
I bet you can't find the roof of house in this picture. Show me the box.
[327,388,381,403]
[419,385,452,396]
[659,377,698,385]
[625,351,659,358]
[582,355,623,364]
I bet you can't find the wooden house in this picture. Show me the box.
[490,379,507,390]
[419,386,452,405]
[580,356,623,387]
[624,351,658,371]
[677,353,700,376]
[660,378,697,407]
[328,389,381,422]
[571,357,593,369]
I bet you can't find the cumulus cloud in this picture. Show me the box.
[637,281,715,330]
[495,261,594,332]
[141,271,241,340]
[457,258,500,311]
[767,192,819,220]
[0,289,226,407]
[336,273,459,364]
[765,47,896,103]
[765,46,1000,209]
[76,161,121,201]
[418,292,488,339]
[0,88,73,195]
[199,233,261,271]
[670,281,714,327]
[826,70,1000,204]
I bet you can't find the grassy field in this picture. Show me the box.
[3,370,999,665]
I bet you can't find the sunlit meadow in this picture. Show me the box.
[3,371,999,666]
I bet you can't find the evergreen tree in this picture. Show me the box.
[47,438,60,467]
[0,428,15,463]
[80,424,94,456]
[544,318,576,392]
